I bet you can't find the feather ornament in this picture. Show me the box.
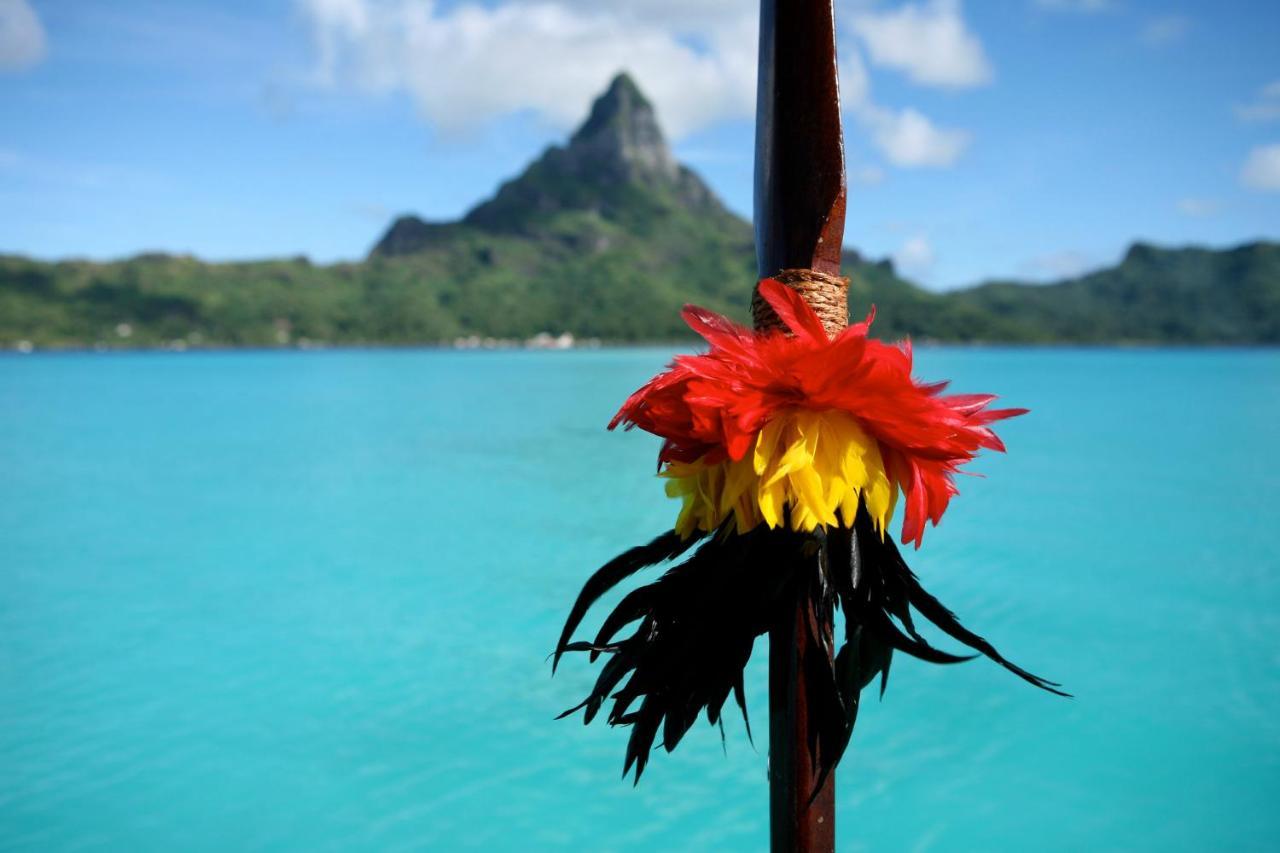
[555,278,1062,787]
[612,279,1027,547]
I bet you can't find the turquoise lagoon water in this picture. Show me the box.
[1,347,1278,851]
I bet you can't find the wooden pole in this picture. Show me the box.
[754,0,847,280]
[755,0,846,850]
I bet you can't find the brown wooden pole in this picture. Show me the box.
[754,0,847,850]
[754,0,847,280]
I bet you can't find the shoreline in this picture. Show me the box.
[4,339,1278,355]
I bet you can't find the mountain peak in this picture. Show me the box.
[446,72,722,235]
[374,74,730,246]
[572,73,650,139]
[566,71,677,182]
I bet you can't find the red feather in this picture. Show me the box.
[757,278,829,343]
[611,289,1026,546]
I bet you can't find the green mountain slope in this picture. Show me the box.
[945,241,1280,343]
[2,74,1276,348]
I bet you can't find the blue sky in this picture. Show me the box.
[1,0,1278,289]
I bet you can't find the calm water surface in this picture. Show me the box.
[2,348,1278,851]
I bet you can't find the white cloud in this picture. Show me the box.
[1140,15,1190,47]
[835,8,981,168]
[893,234,936,279]
[1175,197,1218,218]
[859,105,969,167]
[841,48,971,168]
[1235,81,1280,123]
[0,0,46,70]
[838,52,871,109]
[536,0,747,31]
[297,0,757,139]
[298,0,975,169]
[1032,0,1112,12]
[1240,144,1280,192]
[849,164,885,186]
[850,0,992,89]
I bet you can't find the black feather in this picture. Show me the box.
[555,523,801,781]
[904,574,1070,696]
[553,529,703,672]
[555,500,1066,784]
[733,674,753,746]
[870,611,976,665]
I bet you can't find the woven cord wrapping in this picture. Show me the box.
[752,268,850,338]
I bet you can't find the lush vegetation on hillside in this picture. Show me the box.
[4,238,1276,348]
[4,73,1276,349]
[0,204,758,348]
[948,242,1280,344]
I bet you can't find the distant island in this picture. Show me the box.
[2,73,1277,349]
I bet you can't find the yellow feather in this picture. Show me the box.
[660,408,897,537]
[753,418,785,476]
[758,475,785,528]
[720,455,755,517]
